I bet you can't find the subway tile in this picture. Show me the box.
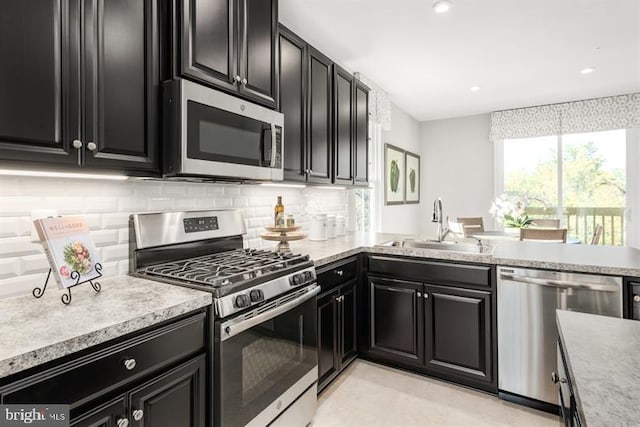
[0,273,46,299]
[0,177,21,196]
[233,197,248,208]
[102,244,129,263]
[118,228,130,244]
[0,217,30,237]
[101,213,130,230]
[174,198,198,210]
[19,254,50,275]
[161,182,186,196]
[118,196,148,213]
[0,197,46,216]
[0,236,42,257]
[147,197,173,211]
[186,184,208,197]
[212,198,232,209]
[205,185,224,196]
[196,198,216,209]
[83,197,119,213]
[91,229,119,247]
[0,258,20,279]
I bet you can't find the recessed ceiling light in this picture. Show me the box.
[580,67,595,75]
[470,86,480,92]
[433,0,452,14]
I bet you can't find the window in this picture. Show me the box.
[501,130,630,246]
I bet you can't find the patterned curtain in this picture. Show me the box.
[354,72,392,131]
[490,93,640,141]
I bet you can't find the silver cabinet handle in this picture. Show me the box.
[123,358,137,371]
[72,139,83,149]
[132,410,144,421]
[86,141,97,151]
[551,372,566,384]
[117,419,129,427]
[234,75,242,84]
[424,293,429,299]
[335,270,343,276]
[634,295,640,303]
[417,292,422,298]
[242,77,247,85]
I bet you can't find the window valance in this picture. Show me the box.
[489,93,640,141]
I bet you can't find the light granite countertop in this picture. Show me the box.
[556,311,640,426]
[288,232,640,276]
[0,275,211,379]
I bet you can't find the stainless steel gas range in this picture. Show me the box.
[130,210,318,427]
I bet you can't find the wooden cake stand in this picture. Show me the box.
[261,225,306,253]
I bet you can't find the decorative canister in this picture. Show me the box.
[309,214,328,241]
[327,215,336,239]
[335,215,346,236]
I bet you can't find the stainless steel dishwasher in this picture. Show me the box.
[497,266,622,408]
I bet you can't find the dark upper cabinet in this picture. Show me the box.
[333,65,353,185]
[317,289,340,390]
[424,284,493,384]
[82,0,158,171]
[129,356,206,427]
[0,0,159,174]
[181,0,236,92]
[306,46,332,184]
[179,0,277,109]
[0,0,76,165]
[354,80,370,185]
[278,26,306,181]
[368,276,424,366]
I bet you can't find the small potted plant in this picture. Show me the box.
[490,194,534,232]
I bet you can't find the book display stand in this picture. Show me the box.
[33,262,103,305]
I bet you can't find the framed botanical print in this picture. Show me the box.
[384,144,405,205]
[404,151,420,203]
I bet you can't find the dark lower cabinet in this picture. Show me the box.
[129,356,206,427]
[368,276,424,366]
[424,284,492,383]
[317,258,359,392]
[317,289,339,388]
[71,397,127,427]
[363,257,496,393]
[0,0,159,173]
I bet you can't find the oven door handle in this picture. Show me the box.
[220,285,320,341]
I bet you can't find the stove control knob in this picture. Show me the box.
[234,294,250,308]
[304,271,314,282]
[250,289,264,303]
[291,274,304,286]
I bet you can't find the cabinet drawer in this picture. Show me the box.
[318,258,358,292]
[2,311,206,408]
[368,255,491,288]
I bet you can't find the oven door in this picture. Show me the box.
[218,285,319,427]
[169,78,283,181]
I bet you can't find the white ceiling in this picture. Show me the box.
[280,0,640,121]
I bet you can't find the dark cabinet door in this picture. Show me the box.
[339,280,358,366]
[424,284,492,383]
[181,0,237,93]
[368,276,424,366]
[332,65,353,185]
[129,355,206,427]
[71,397,127,427]
[237,0,277,108]
[0,0,78,166]
[278,25,306,181]
[354,81,369,185]
[82,0,158,172]
[306,47,332,184]
[317,290,339,390]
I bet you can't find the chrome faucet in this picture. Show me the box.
[432,197,449,242]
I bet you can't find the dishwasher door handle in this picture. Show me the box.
[499,273,620,292]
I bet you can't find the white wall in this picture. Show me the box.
[0,177,348,298]
[377,102,423,234]
[420,114,494,236]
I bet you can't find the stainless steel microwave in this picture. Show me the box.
[163,79,284,181]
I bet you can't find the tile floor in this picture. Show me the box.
[312,360,559,427]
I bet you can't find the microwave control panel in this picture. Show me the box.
[184,216,219,233]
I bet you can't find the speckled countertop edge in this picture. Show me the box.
[0,276,212,379]
[556,311,640,427]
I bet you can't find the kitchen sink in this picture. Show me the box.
[377,239,493,254]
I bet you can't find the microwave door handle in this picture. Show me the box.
[270,125,277,167]
[261,126,271,166]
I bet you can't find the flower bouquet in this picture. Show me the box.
[490,194,534,229]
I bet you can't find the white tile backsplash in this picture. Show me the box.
[0,177,348,298]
